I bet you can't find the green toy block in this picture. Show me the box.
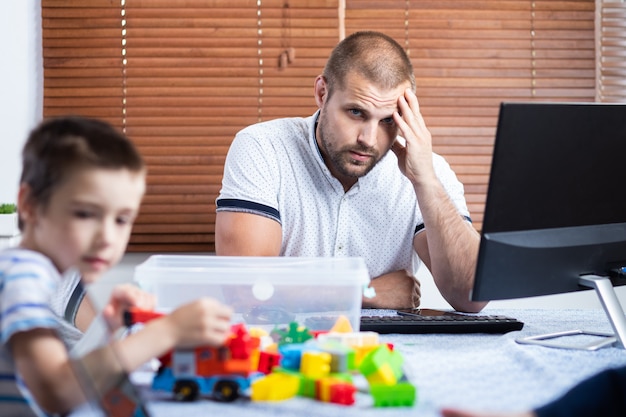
[358,345,404,384]
[370,382,417,407]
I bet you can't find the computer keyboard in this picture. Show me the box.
[359,310,524,334]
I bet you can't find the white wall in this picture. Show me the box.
[0,0,42,204]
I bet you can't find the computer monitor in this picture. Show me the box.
[471,102,626,349]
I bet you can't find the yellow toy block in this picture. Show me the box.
[248,327,269,338]
[316,376,338,402]
[365,362,397,385]
[300,351,331,379]
[352,345,378,367]
[251,372,300,401]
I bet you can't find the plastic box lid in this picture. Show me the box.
[134,255,369,285]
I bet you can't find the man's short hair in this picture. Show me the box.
[322,31,416,98]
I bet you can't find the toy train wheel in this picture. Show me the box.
[173,380,199,402]
[213,380,239,402]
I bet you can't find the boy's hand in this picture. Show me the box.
[102,284,156,330]
[167,298,233,348]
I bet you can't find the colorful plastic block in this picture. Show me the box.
[257,351,281,374]
[329,381,357,405]
[329,315,354,333]
[251,372,300,401]
[275,322,313,345]
[278,343,306,370]
[319,342,356,373]
[318,331,379,348]
[228,323,253,359]
[300,351,331,379]
[369,382,416,407]
[298,375,317,398]
[358,345,404,385]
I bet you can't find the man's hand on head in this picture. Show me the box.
[391,89,437,187]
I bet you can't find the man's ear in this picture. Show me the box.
[314,75,328,108]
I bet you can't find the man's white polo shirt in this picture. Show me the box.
[217,111,470,279]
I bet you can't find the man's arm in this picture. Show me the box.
[413,189,486,313]
[361,270,421,309]
[392,89,486,313]
[215,211,282,256]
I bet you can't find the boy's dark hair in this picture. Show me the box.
[20,116,145,211]
[322,31,416,100]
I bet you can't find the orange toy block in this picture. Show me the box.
[329,315,354,333]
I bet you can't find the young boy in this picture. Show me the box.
[0,116,233,416]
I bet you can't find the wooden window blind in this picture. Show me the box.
[43,2,123,124]
[43,0,604,251]
[345,0,595,232]
[42,0,339,252]
[596,0,626,102]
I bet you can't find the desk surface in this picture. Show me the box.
[84,308,626,417]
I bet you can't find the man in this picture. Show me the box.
[215,31,486,313]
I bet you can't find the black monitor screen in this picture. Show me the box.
[472,102,626,301]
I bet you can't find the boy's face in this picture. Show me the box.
[22,168,146,283]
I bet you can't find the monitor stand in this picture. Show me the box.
[516,274,626,351]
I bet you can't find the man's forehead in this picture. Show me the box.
[340,73,409,112]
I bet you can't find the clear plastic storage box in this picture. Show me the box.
[133,255,370,332]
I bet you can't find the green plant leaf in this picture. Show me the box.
[0,203,17,214]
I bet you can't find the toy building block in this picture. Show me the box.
[329,381,357,405]
[315,377,336,402]
[332,351,353,374]
[251,372,300,401]
[329,315,354,333]
[369,382,416,407]
[263,342,279,354]
[123,307,164,327]
[227,323,254,359]
[318,331,379,348]
[316,377,357,404]
[298,375,317,398]
[101,384,142,417]
[300,351,331,379]
[358,345,404,386]
[278,343,306,370]
[257,351,281,374]
[321,343,356,373]
[275,322,313,345]
[352,345,380,368]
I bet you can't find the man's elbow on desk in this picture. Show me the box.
[450,298,489,314]
[440,284,488,314]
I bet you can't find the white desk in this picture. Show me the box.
[111,308,626,417]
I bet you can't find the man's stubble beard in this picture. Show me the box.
[317,111,383,180]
